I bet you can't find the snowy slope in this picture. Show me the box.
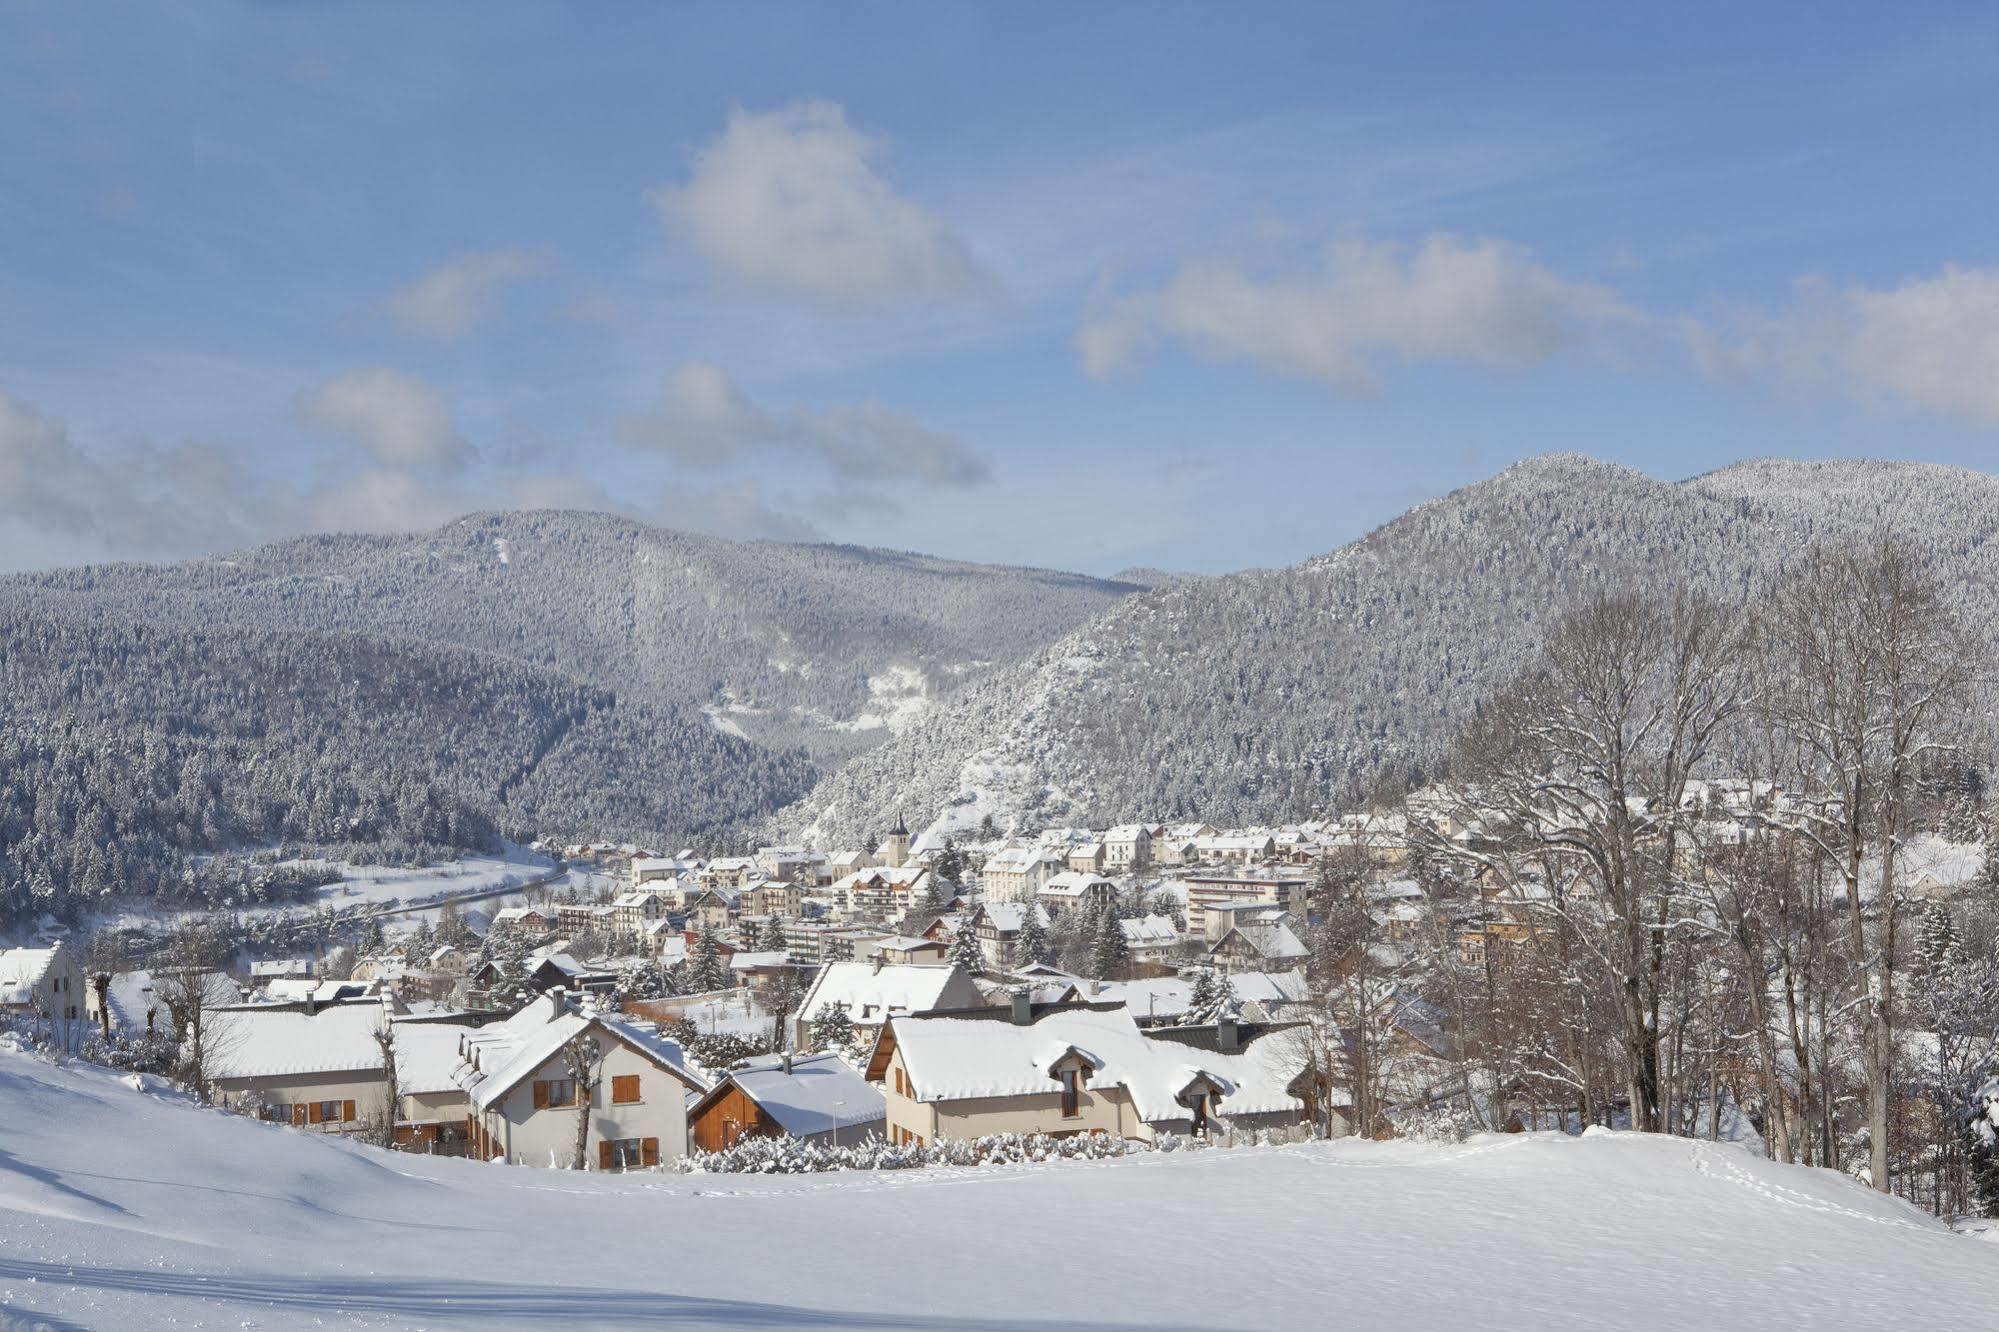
[4,1051,1997,1329]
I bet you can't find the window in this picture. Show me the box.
[315,1100,343,1124]
[534,1078,576,1109]
[1189,1092,1210,1137]
[599,1137,658,1171]
[1060,1067,1081,1119]
[611,1074,641,1105]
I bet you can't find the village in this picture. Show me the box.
[13,774,1976,1179]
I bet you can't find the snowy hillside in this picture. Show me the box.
[783,455,1999,842]
[4,1050,1997,1330]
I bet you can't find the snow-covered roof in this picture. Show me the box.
[392,1019,479,1095]
[728,950,793,970]
[976,902,1049,933]
[1119,915,1179,946]
[889,1005,1302,1125]
[796,961,969,1026]
[698,1051,885,1137]
[1039,871,1115,897]
[207,1002,390,1081]
[1105,825,1150,842]
[0,946,62,1006]
[452,993,704,1111]
[1093,969,1309,1022]
[1215,921,1309,963]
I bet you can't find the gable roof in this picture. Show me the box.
[451,992,705,1111]
[795,961,974,1025]
[0,946,65,1005]
[206,1001,390,1081]
[691,1052,885,1137]
[886,1003,1303,1125]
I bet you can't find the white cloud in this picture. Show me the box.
[1079,234,1635,390]
[1691,265,1999,426]
[0,392,279,557]
[651,101,984,306]
[621,361,990,487]
[384,249,547,340]
[300,367,475,471]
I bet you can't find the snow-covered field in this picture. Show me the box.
[86,850,558,936]
[4,1052,1997,1329]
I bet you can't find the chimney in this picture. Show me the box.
[1009,988,1033,1025]
[781,1050,794,1075]
[303,994,318,1017]
[872,952,885,975]
[1217,1014,1240,1052]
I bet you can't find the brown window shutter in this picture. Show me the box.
[292,1104,306,1127]
[307,1102,322,1124]
[598,1141,613,1171]
[533,1080,548,1110]
[642,1138,658,1167]
[343,1100,356,1123]
[613,1074,639,1104]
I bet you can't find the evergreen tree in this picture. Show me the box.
[949,915,987,974]
[761,915,788,954]
[1015,907,1051,968]
[1920,900,1961,977]
[1977,831,1999,898]
[687,923,728,993]
[809,998,855,1055]
[478,929,536,1012]
[1187,967,1236,1024]
[1187,965,1220,1014]
[931,840,968,888]
[1092,905,1132,980]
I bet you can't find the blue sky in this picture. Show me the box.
[2,3,1996,576]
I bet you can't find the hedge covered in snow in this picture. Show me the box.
[673,1128,1311,1175]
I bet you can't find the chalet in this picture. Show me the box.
[248,958,314,982]
[1036,871,1118,919]
[868,998,1313,1146]
[1093,969,1311,1026]
[830,866,933,922]
[490,906,555,935]
[1117,914,1182,965]
[1104,825,1153,871]
[388,1016,482,1154]
[206,999,397,1133]
[525,952,619,998]
[0,942,86,1025]
[970,902,1050,969]
[1207,919,1310,974]
[755,846,827,887]
[790,960,983,1051]
[682,887,740,931]
[687,1051,886,1152]
[453,991,707,1169]
[1151,824,1217,866]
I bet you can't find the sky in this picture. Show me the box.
[2,3,1996,577]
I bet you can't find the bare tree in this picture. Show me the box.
[561,1032,606,1170]
[372,1012,403,1150]
[1761,539,1978,1191]
[153,915,239,1103]
[1423,591,1750,1133]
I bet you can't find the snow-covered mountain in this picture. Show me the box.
[1,1048,1992,1328]
[783,455,1999,844]
[0,508,1141,766]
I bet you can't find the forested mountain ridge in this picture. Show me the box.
[0,611,817,922]
[780,454,1999,845]
[0,508,1141,764]
[0,510,1137,922]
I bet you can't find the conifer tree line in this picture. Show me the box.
[1388,538,1999,1214]
[0,611,814,927]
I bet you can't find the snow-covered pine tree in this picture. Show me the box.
[1016,906,1051,967]
[761,915,788,953]
[1092,905,1131,980]
[949,915,986,974]
[809,998,855,1055]
[1187,967,1236,1024]
[687,923,728,993]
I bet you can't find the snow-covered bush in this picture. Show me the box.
[1397,1106,1482,1144]
[679,1129,1145,1176]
